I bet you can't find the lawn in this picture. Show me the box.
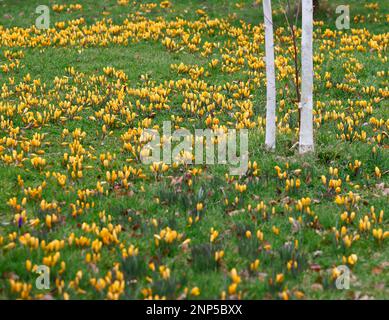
[0,0,388,300]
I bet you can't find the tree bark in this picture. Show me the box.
[263,0,276,150]
[299,0,314,154]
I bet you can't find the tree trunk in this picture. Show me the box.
[263,0,276,150]
[299,0,314,154]
[313,0,320,13]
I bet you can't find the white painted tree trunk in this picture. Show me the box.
[263,0,276,150]
[299,0,314,154]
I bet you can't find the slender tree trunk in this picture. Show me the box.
[263,0,276,150]
[299,0,314,154]
[313,0,320,13]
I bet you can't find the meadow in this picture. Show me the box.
[0,0,388,300]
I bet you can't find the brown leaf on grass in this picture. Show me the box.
[258,273,268,282]
[180,240,190,252]
[227,209,245,216]
[302,162,311,169]
[126,190,135,197]
[281,196,292,205]
[113,184,134,197]
[89,263,99,274]
[291,219,301,234]
[269,200,278,206]
[375,183,389,196]
[252,1,260,8]
[177,292,188,300]
[313,250,323,258]
[311,283,323,291]
[372,266,383,275]
[3,272,19,280]
[374,283,385,290]
[131,223,141,231]
[376,183,385,190]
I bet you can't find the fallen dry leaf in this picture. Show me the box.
[311,283,323,291]
[310,264,321,272]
